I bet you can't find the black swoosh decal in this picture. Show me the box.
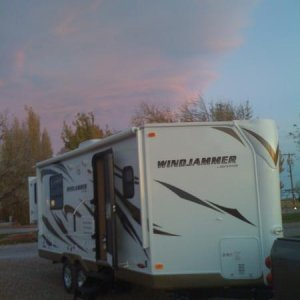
[42,216,69,245]
[156,181,255,226]
[54,162,73,182]
[41,169,59,180]
[83,203,94,216]
[208,201,255,226]
[63,205,82,218]
[116,203,149,259]
[41,168,71,182]
[155,180,222,213]
[41,234,57,248]
[115,189,141,225]
[52,213,87,252]
[116,203,142,245]
[153,228,180,237]
[116,189,179,237]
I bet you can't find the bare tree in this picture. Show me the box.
[178,97,253,122]
[178,96,209,122]
[289,115,300,152]
[131,102,176,127]
[208,100,252,121]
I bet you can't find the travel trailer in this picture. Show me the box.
[28,176,38,224]
[35,120,282,294]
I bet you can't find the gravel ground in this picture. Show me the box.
[0,243,271,300]
[0,255,171,300]
[0,254,73,300]
[0,244,169,300]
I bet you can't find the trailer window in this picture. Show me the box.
[34,183,37,204]
[49,174,64,209]
[123,166,134,199]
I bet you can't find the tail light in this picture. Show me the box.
[265,256,272,269]
[265,256,272,286]
[266,272,273,286]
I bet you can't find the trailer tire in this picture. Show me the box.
[169,291,192,300]
[75,264,87,289]
[62,261,75,293]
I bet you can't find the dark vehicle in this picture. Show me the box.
[271,238,300,299]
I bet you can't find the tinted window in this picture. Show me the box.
[34,183,37,204]
[49,174,63,209]
[122,166,134,199]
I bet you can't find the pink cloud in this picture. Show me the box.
[54,0,104,37]
[15,50,25,78]
[0,1,259,152]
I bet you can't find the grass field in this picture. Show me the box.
[282,212,300,223]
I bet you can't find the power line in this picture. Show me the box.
[282,153,297,207]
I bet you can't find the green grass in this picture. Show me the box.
[282,212,300,224]
[0,233,11,240]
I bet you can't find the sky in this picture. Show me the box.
[0,0,299,194]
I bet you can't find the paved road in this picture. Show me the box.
[0,242,37,260]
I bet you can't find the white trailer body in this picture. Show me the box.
[36,120,282,289]
[28,176,38,224]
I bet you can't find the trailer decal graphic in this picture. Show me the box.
[156,180,221,213]
[63,205,82,220]
[116,189,178,236]
[66,184,87,192]
[207,202,255,226]
[116,203,149,258]
[53,162,73,182]
[157,156,237,169]
[153,226,180,237]
[156,181,255,226]
[115,189,141,224]
[41,234,57,248]
[52,213,88,253]
[242,128,279,165]
[116,203,142,244]
[212,127,245,146]
[83,202,94,217]
[41,168,72,182]
[42,216,69,246]
[41,169,59,180]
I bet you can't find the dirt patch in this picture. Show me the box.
[0,231,37,246]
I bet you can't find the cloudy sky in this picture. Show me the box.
[0,0,299,188]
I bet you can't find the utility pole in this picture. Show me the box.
[283,153,297,210]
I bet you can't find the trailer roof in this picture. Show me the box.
[37,119,273,168]
[36,127,137,168]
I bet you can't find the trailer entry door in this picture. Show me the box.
[93,150,117,268]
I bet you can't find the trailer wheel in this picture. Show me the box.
[169,291,192,300]
[62,261,75,293]
[75,264,87,289]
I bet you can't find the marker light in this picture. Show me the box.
[148,132,156,138]
[154,263,164,270]
[266,272,273,286]
[265,256,272,269]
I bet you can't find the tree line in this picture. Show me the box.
[0,99,298,224]
[0,107,52,223]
